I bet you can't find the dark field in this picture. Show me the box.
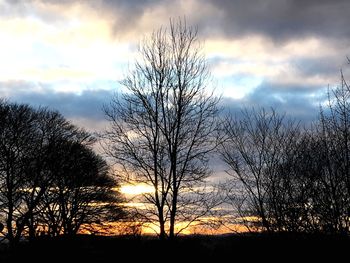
[0,233,348,262]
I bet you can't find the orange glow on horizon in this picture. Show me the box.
[120,184,154,196]
[79,219,252,236]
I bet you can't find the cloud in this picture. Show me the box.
[221,80,328,124]
[1,0,349,130]
[202,0,350,42]
[0,80,117,131]
[55,0,350,46]
[4,0,350,43]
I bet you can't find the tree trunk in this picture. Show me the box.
[27,212,36,240]
[7,187,15,249]
[169,188,178,239]
[159,219,166,240]
[6,214,15,249]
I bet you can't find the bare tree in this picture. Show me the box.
[220,108,300,232]
[271,131,321,232]
[311,69,350,233]
[220,67,350,235]
[276,73,350,234]
[103,18,220,239]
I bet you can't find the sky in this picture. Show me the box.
[1,0,350,132]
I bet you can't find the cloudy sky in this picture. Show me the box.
[1,0,350,131]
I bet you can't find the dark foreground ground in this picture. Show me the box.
[0,233,349,262]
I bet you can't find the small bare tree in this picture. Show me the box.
[313,69,350,233]
[103,18,220,239]
[220,108,300,232]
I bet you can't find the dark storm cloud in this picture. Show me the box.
[71,0,350,43]
[89,0,350,43]
[202,0,350,42]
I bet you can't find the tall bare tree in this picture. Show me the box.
[103,19,220,239]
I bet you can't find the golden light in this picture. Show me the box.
[120,184,154,195]
[79,220,251,236]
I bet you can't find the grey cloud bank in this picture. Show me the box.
[203,0,350,41]
[6,0,350,41]
[0,81,114,131]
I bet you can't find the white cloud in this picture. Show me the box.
[207,35,347,98]
[0,2,137,91]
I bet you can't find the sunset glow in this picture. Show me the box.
[120,184,154,196]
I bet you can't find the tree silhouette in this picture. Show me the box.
[0,101,124,246]
[0,102,47,247]
[38,140,124,236]
[220,68,350,234]
[220,108,300,232]
[308,70,350,233]
[103,18,220,239]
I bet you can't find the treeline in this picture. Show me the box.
[220,72,350,234]
[0,101,124,248]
